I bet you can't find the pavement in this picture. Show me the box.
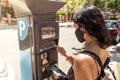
[0,17,17,26]
[0,25,20,80]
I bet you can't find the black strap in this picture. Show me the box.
[82,51,106,79]
[82,51,104,69]
[103,58,110,68]
[107,65,116,80]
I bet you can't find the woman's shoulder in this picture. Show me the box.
[73,53,95,80]
[73,53,94,67]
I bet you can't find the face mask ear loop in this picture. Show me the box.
[78,24,87,34]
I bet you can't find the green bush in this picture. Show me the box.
[56,11,75,21]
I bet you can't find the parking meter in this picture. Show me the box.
[10,0,65,80]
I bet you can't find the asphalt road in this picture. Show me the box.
[0,26,120,80]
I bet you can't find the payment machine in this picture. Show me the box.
[33,19,60,80]
[10,0,65,80]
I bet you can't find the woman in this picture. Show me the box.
[54,6,111,80]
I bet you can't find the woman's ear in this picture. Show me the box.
[74,23,79,30]
[82,27,87,33]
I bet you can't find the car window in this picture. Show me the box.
[105,21,118,28]
[111,22,119,28]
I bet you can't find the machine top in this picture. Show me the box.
[9,0,65,17]
[25,0,65,14]
[9,0,31,17]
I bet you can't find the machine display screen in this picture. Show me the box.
[41,26,56,39]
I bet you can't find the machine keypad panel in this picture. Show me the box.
[40,40,55,52]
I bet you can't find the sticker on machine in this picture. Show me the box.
[18,17,29,40]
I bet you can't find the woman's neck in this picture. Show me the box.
[85,40,99,50]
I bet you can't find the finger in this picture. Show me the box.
[52,42,58,48]
[53,44,60,50]
[53,44,58,48]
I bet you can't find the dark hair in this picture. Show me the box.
[73,6,111,49]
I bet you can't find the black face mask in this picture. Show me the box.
[75,28,85,43]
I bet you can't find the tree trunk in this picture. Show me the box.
[6,13,11,24]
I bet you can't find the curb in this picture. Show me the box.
[59,22,74,27]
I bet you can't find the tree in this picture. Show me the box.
[107,0,120,13]
[93,0,120,13]
[62,0,87,21]
[62,0,87,12]
[93,0,106,11]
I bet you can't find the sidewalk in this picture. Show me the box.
[0,17,17,26]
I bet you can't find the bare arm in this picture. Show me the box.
[73,54,93,80]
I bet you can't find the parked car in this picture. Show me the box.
[105,20,120,44]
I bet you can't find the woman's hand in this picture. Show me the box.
[53,71,61,79]
[54,44,68,58]
[54,44,73,65]
[56,47,67,57]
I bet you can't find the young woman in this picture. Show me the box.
[54,6,111,80]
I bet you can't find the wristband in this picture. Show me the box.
[66,56,74,65]
[66,56,72,61]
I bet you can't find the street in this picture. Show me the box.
[0,25,120,80]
